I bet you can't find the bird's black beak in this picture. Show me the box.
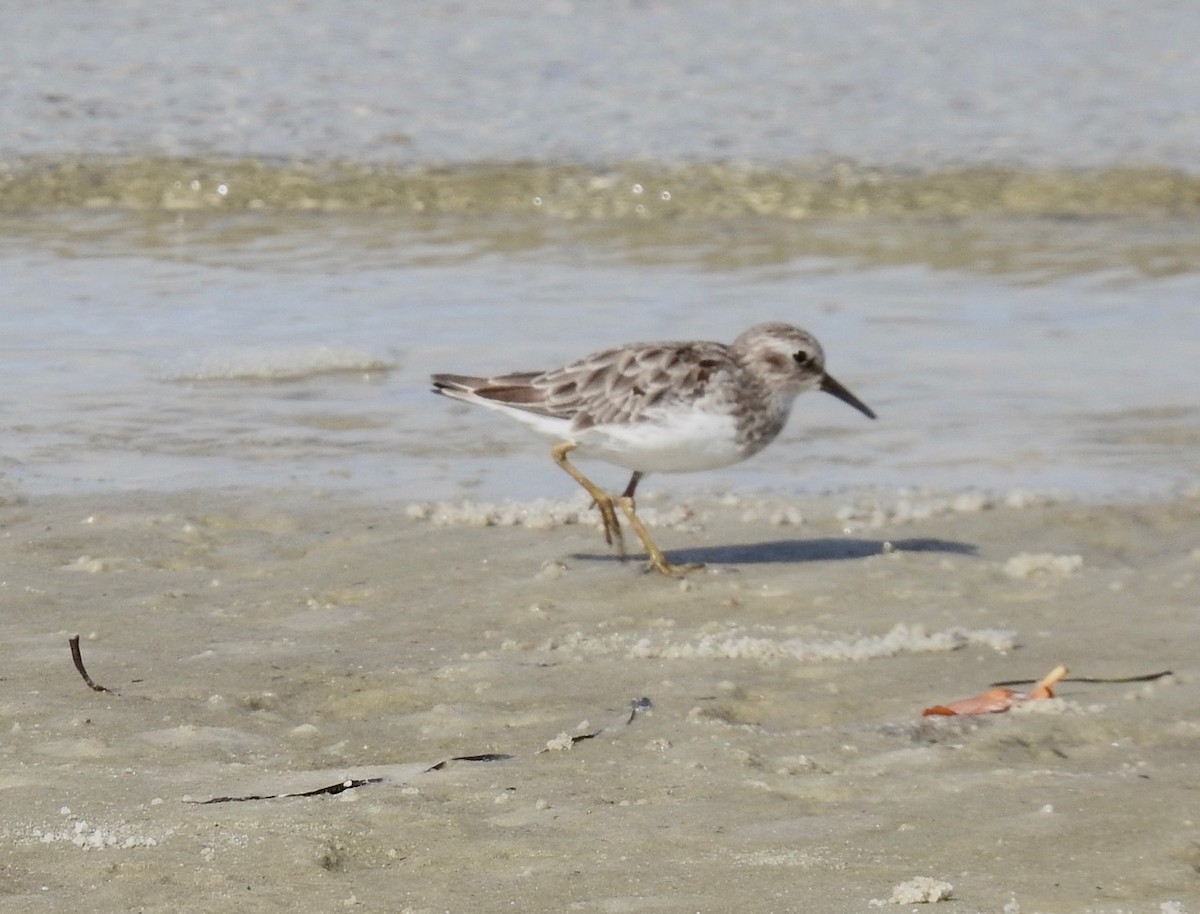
[820,373,876,420]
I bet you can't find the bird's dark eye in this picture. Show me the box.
[792,350,810,365]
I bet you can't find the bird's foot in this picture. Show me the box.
[616,495,702,576]
[641,556,705,577]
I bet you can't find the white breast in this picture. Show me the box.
[572,407,750,473]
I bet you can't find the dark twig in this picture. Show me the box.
[991,670,1172,687]
[194,777,384,804]
[424,753,514,772]
[69,635,114,694]
[192,697,651,803]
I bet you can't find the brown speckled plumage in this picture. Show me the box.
[432,322,874,574]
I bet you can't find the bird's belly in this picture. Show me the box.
[573,409,753,473]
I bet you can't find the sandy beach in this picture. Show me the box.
[2,486,1197,912]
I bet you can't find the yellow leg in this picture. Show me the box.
[551,442,625,558]
[617,495,704,577]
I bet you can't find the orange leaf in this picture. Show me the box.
[921,665,1069,717]
[922,688,1016,717]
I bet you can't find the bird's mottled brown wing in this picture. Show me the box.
[529,341,739,430]
[435,341,740,429]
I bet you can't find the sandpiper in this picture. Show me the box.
[432,322,875,575]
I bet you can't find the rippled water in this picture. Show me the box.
[1,1,1197,502]
[3,0,1198,167]
[2,209,1196,501]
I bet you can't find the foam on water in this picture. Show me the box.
[165,345,394,382]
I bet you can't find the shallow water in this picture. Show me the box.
[3,0,1198,503]
[4,0,1198,168]
[2,209,1198,501]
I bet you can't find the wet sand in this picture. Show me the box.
[2,486,1197,912]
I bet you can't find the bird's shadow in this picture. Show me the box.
[573,536,977,567]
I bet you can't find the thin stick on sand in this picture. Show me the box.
[69,635,115,694]
[990,669,1172,687]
